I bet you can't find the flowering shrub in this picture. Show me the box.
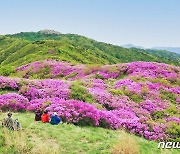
[19,79,70,100]
[127,62,179,79]
[0,93,28,111]
[16,60,84,80]
[165,117,180,125]
[114,79,142,93]
[0,61,179,141]
[0,76,19,90]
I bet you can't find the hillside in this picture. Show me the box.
[0,31,180,153]
[3,31,180,67]
[0,61,179,142]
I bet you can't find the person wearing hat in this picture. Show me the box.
[50,112,61,125]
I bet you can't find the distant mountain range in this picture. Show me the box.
[121,44,145,49]
[152,47,180,54]
[122,44,180,54]
[0,30,179,74]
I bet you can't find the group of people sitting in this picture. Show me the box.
[2,113,20,131]
[1,109,61,131]
[35,109,62,125]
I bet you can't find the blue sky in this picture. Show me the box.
[0,0,180,47]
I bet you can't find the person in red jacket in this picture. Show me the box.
[41,110,50,123]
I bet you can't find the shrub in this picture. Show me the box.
[64,72,78,80]
[166,105,178,115]
[167,77,177,84]
[151,78,170,86]
[130,76,146,82]
[99,119,111,129]
[166,122,180,141]
[151,110,166,120]
[70,82,94,103]
[129,94,144,103]
[176,78,180,86]
[34,66,51,79]
[140,86,149,96]
[84,64,102,75]
[95,73,105,80]
[0,93,29,111]
[0,66,15,76]
[122,88,144,103]
[160,90,176,104]
[77,117,95,126]
[111,89,124,96]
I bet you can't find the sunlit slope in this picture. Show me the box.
[2,32,179,66]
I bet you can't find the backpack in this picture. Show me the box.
[13,119,21,131]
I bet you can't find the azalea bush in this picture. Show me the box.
[0,61,179,141]
[19,79,70,100]
[0,93,28,111]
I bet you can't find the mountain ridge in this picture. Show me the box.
[121,44,180,55]
[0,31,179,76]
[152,47,180,54]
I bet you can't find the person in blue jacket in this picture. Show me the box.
[50,112,61,125]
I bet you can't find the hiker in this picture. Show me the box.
[35,108,43,121]
[41,110,50,123]
[2,113,15,130]
[50,112,61,125]
[14,119,21,131]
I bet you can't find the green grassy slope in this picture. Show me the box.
[0,112,179,154]
[4,31,180,66]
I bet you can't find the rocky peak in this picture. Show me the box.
[38,29,61,35]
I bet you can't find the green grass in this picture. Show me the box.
[0,112,179,154]
[0,88,18,95]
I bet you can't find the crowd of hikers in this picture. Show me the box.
[1,109,62,131]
